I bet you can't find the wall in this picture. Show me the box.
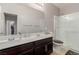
[0,3,60,35]
[0,3,44,35]
[44,3,60,33]
[0,6,3,34]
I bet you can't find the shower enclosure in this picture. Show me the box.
[55,12,79,52]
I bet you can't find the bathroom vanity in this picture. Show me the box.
[0,33,53,55]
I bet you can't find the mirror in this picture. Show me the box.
[0,4,45,37]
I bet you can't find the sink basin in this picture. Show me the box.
[21,35,37,40]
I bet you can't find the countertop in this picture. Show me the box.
[0,32,53,50]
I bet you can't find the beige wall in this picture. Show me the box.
[0,3,60,35]
[44,3,60,33]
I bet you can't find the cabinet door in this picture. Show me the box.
[18,42,34,55]
[47,42,53,54]
[0,51,7,55]
[18,48,34,55]
[0,46,19,55]
[34,45,46,55]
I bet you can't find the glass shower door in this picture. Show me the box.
[56,13,79,51]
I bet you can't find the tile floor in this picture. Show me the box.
[51,45,70,55]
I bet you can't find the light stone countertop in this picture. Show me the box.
[0,32,53,50]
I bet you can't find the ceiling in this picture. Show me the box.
[21,3,79,15]
[54,3,79,15]
[54,3,79,9]
[21,3,44,12]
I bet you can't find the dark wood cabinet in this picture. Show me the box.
[18,48,34,55]
[34,37,53,55]
[18,42,34,54]
[34,45,46,55]
[0,37,53,55]
[46,42,53,54]
[0,46,19,55]
[46,38,53,54]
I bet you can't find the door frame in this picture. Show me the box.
[4,13,17,35]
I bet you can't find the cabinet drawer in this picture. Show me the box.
[35,37,53,46]
[35,39,47,46]
[46,37,53,43]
